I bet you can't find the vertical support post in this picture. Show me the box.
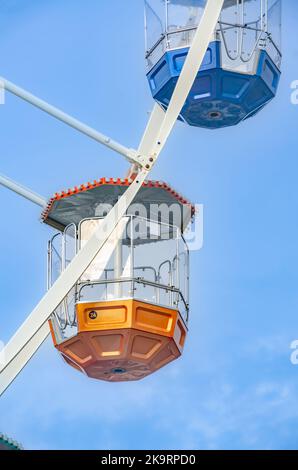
[130,216,135,299]
[114,236,123,299]
[47,240,52,291]
[176,230,180,308]
[114,218,129,299]
[264,0,268,33]
[144,1,148,53]
[238,0,242,57]
[165,0,169,48]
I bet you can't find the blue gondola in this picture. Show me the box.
[145,0,282,129]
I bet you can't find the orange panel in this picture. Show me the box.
[77,300,180,338]
[150,341,178,371]
[133,303,176,336]
[173,318,187,352]
[62,338,93,365]
[130,334,163,360]
[48,319,58,347]
[90,332,126,358]
[77,300,131,331]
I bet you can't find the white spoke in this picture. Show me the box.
[1,77,139,165]
[0,173,47,208]
[152,0,225,156]
[127,104,165,178]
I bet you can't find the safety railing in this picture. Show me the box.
[77,277,189,323]
[146,23,281,71]
[146,0,282,72]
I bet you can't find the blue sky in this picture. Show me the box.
[0,0,298,450]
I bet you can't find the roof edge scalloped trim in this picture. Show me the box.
[0,432,23,450]
[41,177,196,223]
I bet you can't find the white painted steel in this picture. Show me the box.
[150,0,225,157]
[1,77,139,165]
[127,104,166,178]
[0,0,223,395]
[0,173,47,208]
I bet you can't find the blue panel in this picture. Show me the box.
[169,41,220,74]
[147,41,221,99]
[149,59,169,93]
[242,76,273,113]
[257,50,281,94]
[190,74,213,100]
[172,51,189,73]
[146,42,281,129]
[221,75,251,100]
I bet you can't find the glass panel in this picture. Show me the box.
[132,217,179,308]
[166,26,197,50]
[80,219,106,282]
[64,224,76,269]
[268,0,281,50]
[145,0,167,70]
[167,0,207,50]
[145,0,207,69]
[168,0,206,32]
[266,0,282,67]
[65,286,77,327]
[63,225,77,327]
[220,0,282,73]
[56,217,188,320]
[78,282,108,303]
[241,0,262,62]
[145,0,166,52]
[50,233,62,285]
[219,0,240,61]
[78,281,133,303]
[79,218,129,283]
[49,229,77,332]
[178,238,189,305]
[78,217,132,301]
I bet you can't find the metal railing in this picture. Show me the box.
[78,277,189,323]
[218,20,281,65]
[145,20,282,71]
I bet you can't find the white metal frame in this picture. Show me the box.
[0,0,224,396]
[0,173,47,207]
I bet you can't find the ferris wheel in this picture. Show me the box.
[0,0,281,393]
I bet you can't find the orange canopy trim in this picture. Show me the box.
[41,177,196,231]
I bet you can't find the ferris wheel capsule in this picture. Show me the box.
[44,178,194,382]
[145,0,282,129]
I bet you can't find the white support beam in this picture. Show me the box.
[127,104,166,178]
[128,0,224,175]
[0,216,131,397]
[150,0,225,158]
[0,0,224,396]
[0,173,47,208]
[1,77,140,166]
[114,228,124,299]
